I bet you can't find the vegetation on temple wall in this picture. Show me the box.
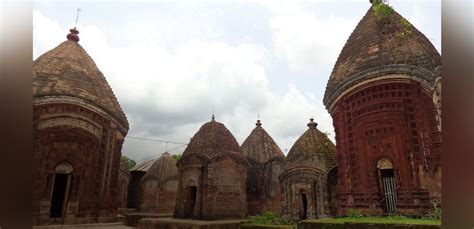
[122,156,136,170]
[371,1,413,42]
[371,1,394,23]
[245,212,296,226]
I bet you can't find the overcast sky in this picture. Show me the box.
[33,0,441,163]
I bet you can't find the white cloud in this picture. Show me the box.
[267,2,358,72]
[33,9,332,162]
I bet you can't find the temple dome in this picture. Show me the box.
[182,117,242,158]
[241,120,284,163]
[284,119,336,172]
[323,3,441,108]
[33,36,128,130]
[142,152,178,181]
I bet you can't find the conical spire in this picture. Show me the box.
[241,119,284,163]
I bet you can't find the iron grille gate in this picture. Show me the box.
[382,176,397,213]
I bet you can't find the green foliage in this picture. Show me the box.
[313,216,441,225]
[246,212,296,226]
[322,131,331,137]
[386,214,408,220]
[371,1,394,22]
[347,208,363,218]
[122,156,136,171]
[172,154,182,161]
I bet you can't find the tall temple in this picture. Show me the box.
[33,27,129,224]
[173,116,248,220]
[280,119,338,220]
[323,1,442,216]
[241,119,285,215]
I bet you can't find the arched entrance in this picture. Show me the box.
[377,158,397,213]
[184,179,198,218]
[50,162,73,218]
[299,190,308,220]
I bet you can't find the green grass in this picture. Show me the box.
[244,212,296,226]
[308,216,441,225]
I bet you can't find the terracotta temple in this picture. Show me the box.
[323,2,442,216]
[33,27,129,224]
[140,152,179,214]
[280,119,338,220]
[241,119,285,215]
[173,116,249,220]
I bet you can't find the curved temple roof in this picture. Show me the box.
[284,119,337,173]
[182,116,242,158]
[324,3,441,108]
[241,120,284,164]
[142,152,178,182]
[33,29,129,130]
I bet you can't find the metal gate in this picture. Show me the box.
[382,176,397,213]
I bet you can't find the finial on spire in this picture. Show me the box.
[67,8,81,42]
[307,117,318,128]
[211,107,216,121]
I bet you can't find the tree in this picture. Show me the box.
[122,155,136,171]
[172,154,182,161]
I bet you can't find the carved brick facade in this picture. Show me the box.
[280,119,338,220]
[323,4,442,216]
[33,29,129,225]
[140,152,179,214]
[174,117,248,220]
[241,120,284,215]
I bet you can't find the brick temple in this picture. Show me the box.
[173,116,249,220]
[33,28,129,224]
[241,119,285,215]
[140,152,179,214]
[280,119,338,220]
[323,1,442,216]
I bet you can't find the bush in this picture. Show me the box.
[247,212,296,225]
[347,208,363,218]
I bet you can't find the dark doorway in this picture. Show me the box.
[299,192,308,220]
[381,169,397,213]
[184,186,197,218]
[50,174,69,218]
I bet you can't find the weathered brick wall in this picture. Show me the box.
[33,102,126,225]
[263,160,284,214]
[205,156,248,219]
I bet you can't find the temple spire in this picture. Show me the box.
[67,8,81,42]
[307,118,318,128]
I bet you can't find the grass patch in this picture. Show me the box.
[309,216,440,225]
[244,212,296,226]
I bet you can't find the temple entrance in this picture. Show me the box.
[50,162,73,218]
[184,186,197,218]
[377,158,397,213]
[299,192,308,220]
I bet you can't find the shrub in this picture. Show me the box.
[347,208,363,218]
[247,212,296,225]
